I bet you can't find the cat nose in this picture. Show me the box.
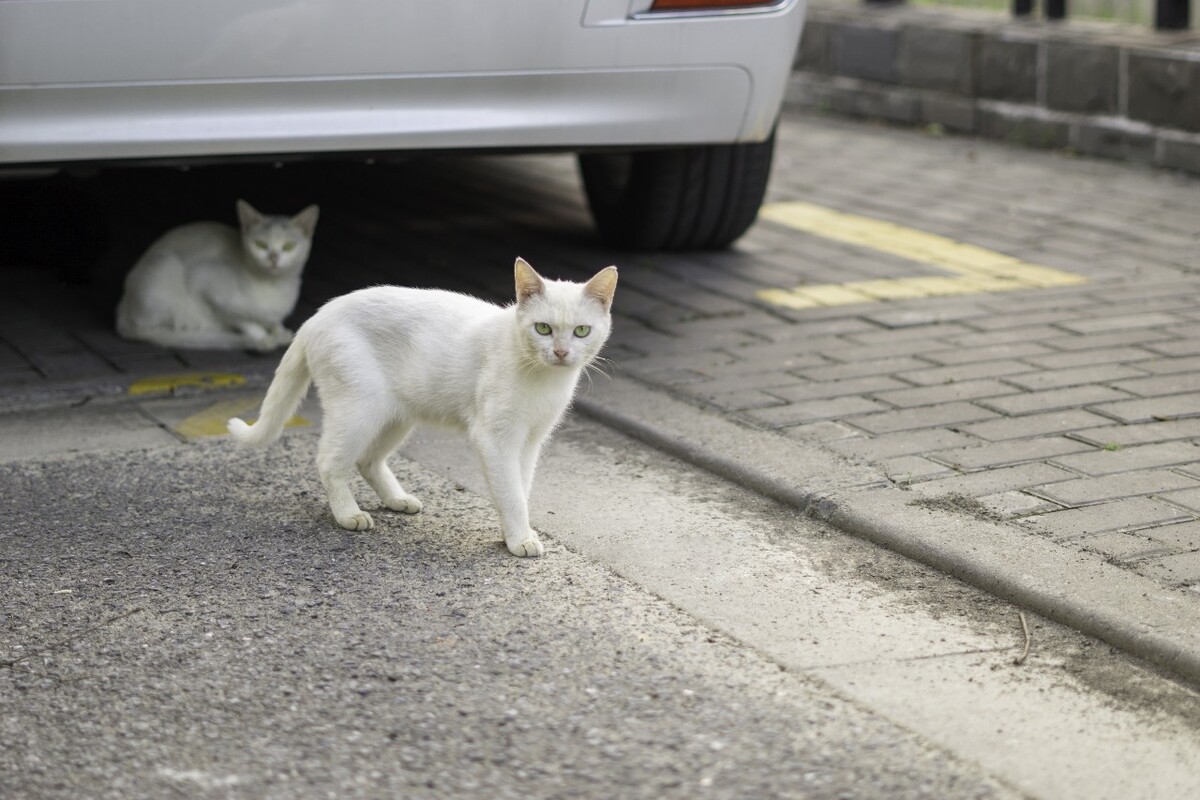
[553,348,568,360]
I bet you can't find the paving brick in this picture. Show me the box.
[1043,329,1177,351]
[848,401,998,435]
[1111,372,1200,398]
[1003,365,1147,392]
[797,357,934,383]
[920,342,1053,366]
[883,455,955,484]
[697,389,789,413]
[1159,487,1200,515]
[958,409,1113,441]
[829,428,978,461]
[977,385,1132,416]
[1021,347,1159,370]
[895,360,1035,387]
[1022,498,1194,540]
[845,323,975,346]
[1145,339,1200,358]
[946,326,1066,348]
[1033,469,1200,507]
[1144,520,1200,551]
[974,491,1061,518]
[908,463,1077,498]
[766,375,912,404]
[1051,441,1200,476]
[744,396,889,428]
[1079,532,1176,563]
[1091,393,1200,424]
[1132,550,1200,586]
[1056,312,1189,335]
[780,420,863,444]
[871,379,1019,409]
[26,350,117,379]
[930,436,1093,471]
[1071,419,1200,448]
[811,339,950,364]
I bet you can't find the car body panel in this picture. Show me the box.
[0,0,806,164]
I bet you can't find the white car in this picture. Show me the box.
[0,0,806,249]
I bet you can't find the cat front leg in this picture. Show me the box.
[471,431,544,558]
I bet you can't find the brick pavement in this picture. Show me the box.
[3,110,1200,597]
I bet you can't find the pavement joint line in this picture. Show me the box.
[575,375,1200,688]
[755,201,1088,309]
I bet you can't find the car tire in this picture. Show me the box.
[577,131,775,251]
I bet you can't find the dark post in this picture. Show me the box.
[1045,0,1066,18]
[1013,0,1034,14]
[1155,0,1190,28]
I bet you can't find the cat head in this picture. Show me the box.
[236,200,319,276]
[513,257,617,370]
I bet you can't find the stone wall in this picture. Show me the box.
[790,3,1200,173]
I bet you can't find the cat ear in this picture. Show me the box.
[584,266,618,312]
[236,199,264,229]
[293,205,320,237]
[514,257,545,304]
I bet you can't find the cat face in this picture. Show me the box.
[514,258,617,370]
[237,200,319,276]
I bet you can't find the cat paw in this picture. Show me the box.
[336,512,374,531]
[384,495,423,514]
[506,532,544,558]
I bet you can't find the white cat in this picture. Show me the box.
[227,257,617,558]
[116,200,319,351]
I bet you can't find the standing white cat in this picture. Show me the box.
[228,258,617,558]
[116,199,319,351]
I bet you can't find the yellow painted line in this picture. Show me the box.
[128,372,246,396]
[174,396,309,440]
[755,201,1087,308]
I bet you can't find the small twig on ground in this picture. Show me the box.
[1013,611,1031,666]
[0,607,145,669]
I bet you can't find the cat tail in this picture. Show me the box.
[227,334,311,449]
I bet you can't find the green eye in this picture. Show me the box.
[282,241,297,252]
[254,239,268,249]
[573,325,591,338]
[534,322,552,336]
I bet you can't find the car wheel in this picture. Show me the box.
[577,131,775,251]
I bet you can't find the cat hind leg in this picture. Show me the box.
[357,420,423,515]
[316,413,376,532]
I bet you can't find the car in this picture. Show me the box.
[0,0,806,249]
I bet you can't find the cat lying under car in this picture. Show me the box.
[228,258,617,558]
[116,200,319,351]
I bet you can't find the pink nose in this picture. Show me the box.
[554,348,568,360]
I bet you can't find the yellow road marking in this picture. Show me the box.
[174,396,309,439]
[128,372,246,396]
[755,202,1086,309]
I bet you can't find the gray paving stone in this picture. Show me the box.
[848,401,998,435]
[1043,329,1177,351]
[809,339,951,364]
[1022,347,1160,370]
[919,342,1053,366]
[930,436,1094,471]
[1143,520,1200,551]
[975,491,1061,519]
[1145,339,1200,358]
[1159,488,1200,515]
[744,396,890,428]
[1003,364,1148,392]
[766,375,913,404]
[958,409,1113,442]
[870,379,1018,409]
[1052,441,1200,477]
[1071,419,1200,448]
[895,360,1035,388]
[26,350,117,379]
[779,420,863,444]
[1132,356,1200,375]
[1033,469,1200,507]
[946,326,1066,348]
[1079,532,1177,563]
[1111,372,1200,398]
[828,428,977,461]
[1022,498,1194,540]
[697,389,790,413]
[1091,393,1200,424]
[907,462,1077,498]
[1056,312,1190,335]
[977,385,1132,416]
[1131,550,1200,586]
[797,356,934,383]
[882,455,955,484]
[846,323,975,346]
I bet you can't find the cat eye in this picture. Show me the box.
[254,239,269,250]
[534,322,552,336]
[282,241,297,252]
[573,325,591,338]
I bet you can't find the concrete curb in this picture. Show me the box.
[576,375,1200,686]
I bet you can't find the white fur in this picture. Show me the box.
[228,258,618,558]
[116,200,319,351]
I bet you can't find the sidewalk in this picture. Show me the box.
[3,109,1200,681]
